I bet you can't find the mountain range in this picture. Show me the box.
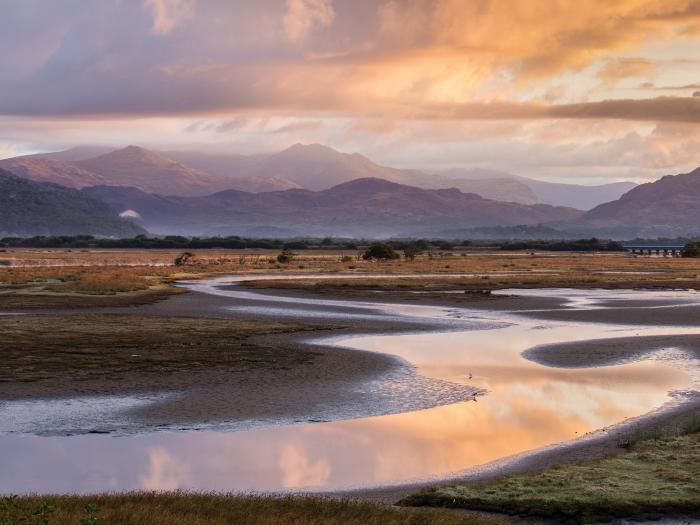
[0,169,144,237]
[0,144,635,208]
[2,143,699,239]
[83,178,583,237]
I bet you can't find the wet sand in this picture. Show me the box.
[2,279,700,498]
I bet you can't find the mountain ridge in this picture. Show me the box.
[83,176,583,237]
[0,169,145,237]
[2,143,638,208]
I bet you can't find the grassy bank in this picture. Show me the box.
[402,430,700,523]
[0,315,326,389]
[1,494,509,525]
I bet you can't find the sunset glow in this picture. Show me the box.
[2,0,700,181]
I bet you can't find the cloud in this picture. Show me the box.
[119,209,142,219]
[642,81,700,90]
[402,97,700,124]
[143,0,194,35]
[283,0,334,43]
[2,1,700,120]
[597,58,656,87]
[272,120,323,133]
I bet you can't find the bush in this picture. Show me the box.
[277,249,294,263]
[362,243,400,260]
[174,252,194,266]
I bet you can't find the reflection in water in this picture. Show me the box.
[0,281,698,494]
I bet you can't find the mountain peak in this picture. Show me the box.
[103,145,172,164]
[280,143,343,159]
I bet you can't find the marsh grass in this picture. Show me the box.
[0,315,326,385]
[2,251,700,309]
[4,494,510,525]
[402,430,700,523]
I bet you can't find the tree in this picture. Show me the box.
[277,248,295,263]
[362,242,400,260]
[403,241,425,260]
[683,242,700,257]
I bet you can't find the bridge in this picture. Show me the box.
[622,242,686,257]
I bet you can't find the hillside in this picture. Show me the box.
[571,167,700,237]
[84,177,582,237]
[74,146,233,196]
[0,169,145,237]
[0,158,108,189]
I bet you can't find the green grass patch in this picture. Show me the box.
[402,431,700,523]
[1,493,510,525]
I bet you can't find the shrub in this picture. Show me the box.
[174,252,194,266]
[362,243,400,260]
[277,248,295,263]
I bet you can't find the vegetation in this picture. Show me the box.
[2,249,700,310]
[403,240,430,260]
[277,248,295,263]
[362,242,400,260]
[684,241,700,257]
[174,251,194,266]
[0,234,628,252]
[402,430,700,523]
[0,315,326,387]
[499,238,624,252]
[1,494,509,525]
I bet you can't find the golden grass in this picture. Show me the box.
[1,249,699,308]
[2,494,510,525]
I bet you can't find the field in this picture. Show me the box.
[2,249,700,310]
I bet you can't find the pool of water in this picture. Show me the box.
[1,276,699,494]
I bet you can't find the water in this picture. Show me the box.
[0,276,698,494]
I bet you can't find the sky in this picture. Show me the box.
[1,0,700,183]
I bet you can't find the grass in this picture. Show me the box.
[402,430,700,523]
[1,250,700,310]
[0,315,326,386]
[1,494,510,525]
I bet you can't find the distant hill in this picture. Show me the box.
[434,168,636,209]
[84,177,582,237]
[520,177,637,210]
[13,145,115,162]
[569,167,700,238]
[0,169,145,237]
[0,158,108,189]
[74,146,234,197]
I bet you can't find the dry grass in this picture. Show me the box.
[1,249,700,309]
[2,494,511,525]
